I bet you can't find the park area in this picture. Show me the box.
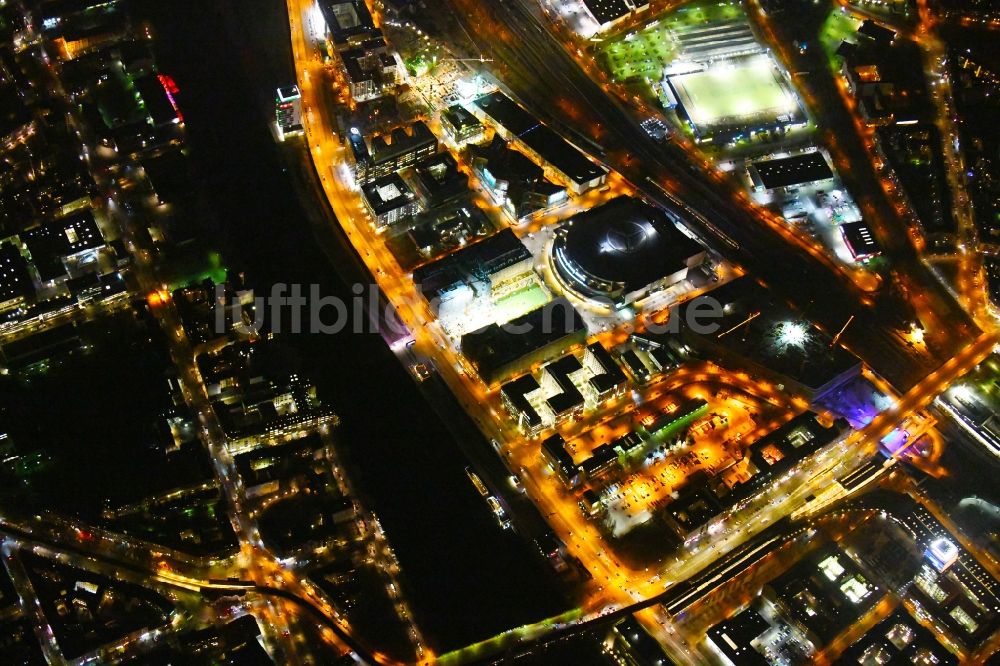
[494,282,551,324]
[598,0,745,82]
[819,8,863,62]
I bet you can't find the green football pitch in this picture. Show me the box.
[493,283,551,325]
[668,57,797,129]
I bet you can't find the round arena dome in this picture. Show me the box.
[551,197,706,303]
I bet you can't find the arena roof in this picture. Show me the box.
[553,197,704,299]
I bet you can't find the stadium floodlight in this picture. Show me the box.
[778,321,808,347]
[456,78,478,101]
[950,385,974,403]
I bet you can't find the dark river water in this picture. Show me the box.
[132,0,569,653]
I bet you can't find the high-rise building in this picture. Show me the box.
[275,85,303,140]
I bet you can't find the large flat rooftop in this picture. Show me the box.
[474,92,606,186]
[319,0,380,44]
[672,18,761,62]
[369,121,437,165]
[413,228,532,302]
[461,298,587,385]
[749,151,834,190]
[841,221,881,260]
[582,0,630,26]
[677,277,862,396]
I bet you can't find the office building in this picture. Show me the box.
[500,374,544,435]
[583,342,627,400]
[926,537,960,573]
[704,608,771,666]
[275,85,304,139]
[413,152,469,208]
[361,173,421,229]
[348,121,438,184]
[763,546,881,648]
[471,136,567,219]
[22,209,106,283]
[413,228,533,307]
[42,0,129,60]
[541,434,581,487]
[341,41,401,102]
[440,104,484,145]
[838,609,957,666]
[0,243,32,313]
[542,354,586,423]
[318,0,381,49]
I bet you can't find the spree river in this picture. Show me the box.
[133,0,569,653]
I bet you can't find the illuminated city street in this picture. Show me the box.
[1,0,1000,663]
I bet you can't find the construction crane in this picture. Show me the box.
[830,315,855,348]
[717,311,761,339]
